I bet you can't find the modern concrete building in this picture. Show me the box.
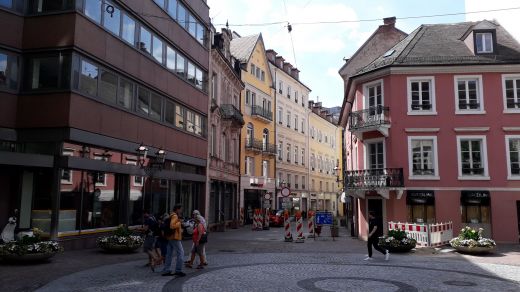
[266,49,311,213]
[308,101,342,215]
[339,19,520,243]
[0,0,210,248]
[230,33,276,224]
[207,26,244,229]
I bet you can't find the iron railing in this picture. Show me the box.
[220,104,245,126]
[262,143,277,155]
[345,168,404,189]
[245,138,263,151]
[349,105,390,131]
[251,105,273,121]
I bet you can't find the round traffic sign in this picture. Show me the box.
[264,193,271,200]
[281,187,290,197]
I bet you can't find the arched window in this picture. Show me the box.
[262,128,269,151]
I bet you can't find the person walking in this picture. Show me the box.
[364,211,389,261]
[184,215,207,269]
[191,210,208,266]
[161,205,186,277]
[142,210,161,270]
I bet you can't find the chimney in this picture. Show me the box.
[383,17,396,27]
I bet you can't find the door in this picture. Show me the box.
[368,198,384,236]
[367,142,384,170]
[367,83,382,119]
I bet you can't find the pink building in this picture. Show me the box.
[339,20,520,243]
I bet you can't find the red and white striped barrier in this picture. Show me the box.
[388,221,453,247]
[284,210,293,242]
[295,211,304,243]
[307,210,315,238]
[255,209,263,231]
[263,208,270,230]
[252,209,258,230]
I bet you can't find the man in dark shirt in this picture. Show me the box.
[365,212,389,261]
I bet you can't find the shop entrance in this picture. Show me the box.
[367,198,384,235]
[244,189,263,224]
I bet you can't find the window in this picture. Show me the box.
[365,81,383,113]
[311,154,315,171]
[475,32,493,54]
[187,62,196,84]
[177,2,186,27]
[176,106,184,129]
[261,70,265,81]
[406,191,435,224]
[503,74,520,111]
[295,91,298,103]
[211,72,217,100]
[99,69,117,103]
[245,90,251,105]
[196,23,205,45]
[278,141,283,161]
[126,160,143,186]
[455,76,484,113]
[262,129,269,151]
[461,191,490,224]
[301,119,305,133]
[506,136,520,179]
[93,155,107,186]
[311,127,315,139]
[262,160,269,177]
[457,136,489,179]
[26,55,60,90]
[175,54,185,77]
[222,133,227,160]
[139,27,152,54]
[255,67,260,79]
[277,107,282,124]
[294,115,298,131]
[61,149,74,184]
[287,86,291,98]
[286,144,291,162]
[195,68,203,90]
[121,14,136,45]
[367,141,384,169]
[84,0,101,23]
[286,111,291,128]
[186,111,195,133]
[287,174,291,188]
[295,175,299,189]
[246,123,253,146]
[166,46,176,70]
[245,156,254,175]
[165,100,175,125]
[278,81,283,94]
[152,35,163,63]
[250,64,255,75]
[80,60,98,96]
[137,86,150,115]
[407,77,435,114]
[0,52,18,90]
[153,0,165,8]
[210,125,216,156]
[0,0,12,8]
[118,77,133,109]
[293,146,298,164]
[301,148,305,165]
[103,1,121,35]
[408,137,439,179]
[301,176,305,189]
[167,0,177,19]
[188,14,196,36]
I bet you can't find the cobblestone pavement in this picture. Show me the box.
[2,225,520,291]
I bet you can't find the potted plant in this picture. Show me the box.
[97,224,143,253]
[378,229,417,253]
[0,228,63,263]
[449,226,496,254]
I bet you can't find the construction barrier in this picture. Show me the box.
[256,209,263,231]
[295,211,304,243]
[307,210,315,238]
[284,210,293,242]
[388,221,453,247]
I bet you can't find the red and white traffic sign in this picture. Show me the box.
[281,187,290,197]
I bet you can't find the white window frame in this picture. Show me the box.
[245,156,254,176]
[454,75,485,114]
[278,141,283,161]
[407,76,436,115]
[262,160,268,177]
[407,136,440,180]
[363,137,386,170]
[61,149,74,185]
[456,135,490,180]
[505,135,520,180]
[294,146,299,164]
[502,74,520,113]
[475,32,493,53]
[363,79,384,110]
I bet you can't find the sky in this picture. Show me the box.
[207,0,520,108]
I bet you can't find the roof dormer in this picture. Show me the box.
[462,20,498,55]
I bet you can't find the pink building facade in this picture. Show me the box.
[340,20,520,243]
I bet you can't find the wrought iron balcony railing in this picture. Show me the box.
[349,105,390,131]
[345,168,404,189]
[245,138,263,152]
[251,105,273,121]
[262,143,277,155]
[220,104,245,126]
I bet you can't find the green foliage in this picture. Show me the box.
[458,226,480,240]
[113,224,133,237]
[387,229,407,240]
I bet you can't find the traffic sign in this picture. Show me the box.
[264,193,271,200]
[315,211,334,225]
[281,187,290,197]
[263,203,271,209]
[282,197,291,203]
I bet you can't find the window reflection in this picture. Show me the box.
[121,14,135,45]
[84,0,101,23]
[80,60,98,96]
[103,0,121,35]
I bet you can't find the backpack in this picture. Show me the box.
[162,216,174,237]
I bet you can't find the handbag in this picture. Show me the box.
[200,232,208,244]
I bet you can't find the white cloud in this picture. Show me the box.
[465,0,520,42]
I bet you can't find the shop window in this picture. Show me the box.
[406,190,435,223]
[461,191,490,224]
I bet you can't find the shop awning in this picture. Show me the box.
[461,190,490,205]
[406,190,435,204]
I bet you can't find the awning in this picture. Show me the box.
[130,189,142,201]
[407,190,435,205]
[461,190,490,205]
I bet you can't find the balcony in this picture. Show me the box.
[220,104,245,126]
[262,143,277,156]
[245,138,263,153]
[345,168,404,194]
[349,105,390,137]
[251,105,273,122]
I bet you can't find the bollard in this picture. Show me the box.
[307,210,315,238]
[284,209,293,242]
[263,208,270,230]
[295,211,305,243]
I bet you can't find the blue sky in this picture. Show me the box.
[207,0,520,108]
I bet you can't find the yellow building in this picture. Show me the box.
[231,34,276,224]
[308,101,342,215]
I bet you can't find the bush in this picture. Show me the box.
[387,229,407,241]
[378,229,417,251]
[449,226,496,248]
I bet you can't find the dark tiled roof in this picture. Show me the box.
[355,21,520,76]
[230,34,260,63]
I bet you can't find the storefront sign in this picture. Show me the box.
[250,183,263,187]
[461,190,490,205]
[406,190,435,205]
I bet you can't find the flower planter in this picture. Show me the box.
[379,242,416,253]
[96,228,144,254]
[451,245,495,254]
[1,251,58,263]
[99,243,142,253]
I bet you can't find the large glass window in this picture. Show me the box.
[139,27,152,54]
[103,0,120,35]
[195,68,203,90]
[177,2,186,28]
[0,52,18,90]
[196,23,205,45]
[461,191,490,223]
[166,46,175,70]
[409,137,437,177]
[167,0,177,18]
[84,0,101,23]
[152,35,163,63]
[150,92,162,120]
[99,69,117,103]
[186,110,195,133]
[187,62,196,84]
[137,86,150,115]
[118,77,133,109]
[26,55,60,90]
[0,0,12,8]
[121,13,136,45]
[175,54,185,77]
[0,53,7,88]
[175,105,185,129]
[188,14,196,36]
[406,191,435,224]
[80,60,98,96]
[164,100,175,125]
